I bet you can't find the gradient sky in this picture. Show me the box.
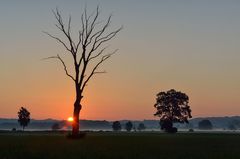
[0,0,240,120]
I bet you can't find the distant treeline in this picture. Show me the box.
[0,116,240,131]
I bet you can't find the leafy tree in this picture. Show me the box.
[154,89,192,133]
[137,123,146,131]
[125,121,133,132]
[44,6,122,136]
[198,119,213,130]
[18,107,30,131]
[112,121,121,131]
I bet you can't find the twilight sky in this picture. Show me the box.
[0,0,240,120]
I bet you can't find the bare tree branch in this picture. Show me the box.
[94,26,123,51]
[52,9,75,55]
[42,55,75,81]
[81,50,117,90]
[43,31,71,52]
[86,27,122,64]
[76,31,83,52]
[85,6,100,46]
[88,46,109,61]
[67,15,71,37]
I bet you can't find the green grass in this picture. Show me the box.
[0,132,240,159]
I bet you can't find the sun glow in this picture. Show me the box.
[67,117,74,122]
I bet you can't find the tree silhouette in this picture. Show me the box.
[137,123,146,131]
[18,107,30,131]
[44,6,122,136]
[51,123,62,131]
[125,121,133,132]
[154,89,192,133]
[112,121,121,131]
[198,119,213,130]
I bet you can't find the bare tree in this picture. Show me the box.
[44,6,122,136]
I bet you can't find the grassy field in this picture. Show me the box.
[0,132,240,159]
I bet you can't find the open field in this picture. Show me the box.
[0,132,240,159]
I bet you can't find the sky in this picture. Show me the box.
[0,0,240,120]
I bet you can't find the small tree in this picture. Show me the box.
[137,123,146,131]
[154,89,192,133]
[125,121,133,132]
[198,119,213,130]
[18,107,30,131]
[112,121,121,131]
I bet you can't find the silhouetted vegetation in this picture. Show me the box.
[154,89,192,133]
[51,123,61,131]
[125,121,133,132]
[17,107,30,131]
[11,128,16,132]
[159,119,178,133]
[137,123,146,131]
[159,119,173,132]
[2,117,240,131]
[198,119,213,130]
[44,6,122,136]
[112,121,121,131]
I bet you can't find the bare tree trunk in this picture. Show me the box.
[72,83,82,136]
[72,102,81,136]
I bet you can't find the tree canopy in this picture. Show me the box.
[154,89,192,132]
[112,121,121,131]
[18,107,30,131]
[125,121,133,132]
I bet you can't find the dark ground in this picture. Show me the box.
[0,131,240,159]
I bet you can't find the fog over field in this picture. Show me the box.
[1,116,240,131]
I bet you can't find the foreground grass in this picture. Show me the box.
[0,132,240,159]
